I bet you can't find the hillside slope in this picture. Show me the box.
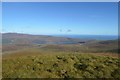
[2,33,119,78]
[2,53,120,78]
[2,33,82,45]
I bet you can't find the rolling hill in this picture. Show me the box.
[2,33,90,52]
[2,33,82,45]
[2,33,119,53]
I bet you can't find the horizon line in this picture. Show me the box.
[1,32,118,36]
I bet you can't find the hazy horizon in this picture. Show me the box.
[1,32,118,36]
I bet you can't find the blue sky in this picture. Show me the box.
[2,2,118,35]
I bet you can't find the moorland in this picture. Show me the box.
[2,33,120,78]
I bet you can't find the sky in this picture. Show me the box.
[2,2,118,35]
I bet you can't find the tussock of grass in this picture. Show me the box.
[2,53,120,78]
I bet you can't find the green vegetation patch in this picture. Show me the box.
[2,53,120,78]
